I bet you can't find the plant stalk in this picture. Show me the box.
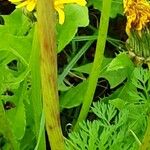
[37,0,65,149]
[30,25,46,150]
[139,115,150,150]
[74,0,112,130]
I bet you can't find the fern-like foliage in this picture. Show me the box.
[66,67,150,150]
[66,102,138,150]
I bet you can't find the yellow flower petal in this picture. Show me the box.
[9,0,23,2]
[55,6,65,24]
[54,0,86,6]
[16,1,28,8]
[123,0,150,35]
[26,0,36,11]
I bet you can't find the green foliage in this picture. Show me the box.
[0,9,36,150]
[66,67,150,149]
[106,52,134,71]
[66,103,135,150]
[6,82,26,140]
[0,3,90,149]
[88,0,123,18]
[60,80,88,108]
[1,0,150,150]
[60,53,134,108]
[57,4,89,52]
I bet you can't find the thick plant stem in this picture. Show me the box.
[37,0,64,150]
[74,0,112,130]
[139,115,150,150]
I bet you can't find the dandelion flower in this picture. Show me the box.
[123,0,150,35]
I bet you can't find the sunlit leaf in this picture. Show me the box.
[57,4,89,52]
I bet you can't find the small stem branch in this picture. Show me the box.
[74,0,112,130]
[37,0,64,149]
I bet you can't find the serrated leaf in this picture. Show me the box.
[0,33,32,62]
[0,9,32,35]
[66,102,133,150]
[0,50,29,86]
[6,82,27,140]
[57,4,89,52]
[0,101,19,149]
[0,9,33,63]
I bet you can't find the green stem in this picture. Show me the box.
[74,0,112,130]
[30,25,46,150]
[58,40,94,85]
[139,115,150,150]
[37,0,65,149]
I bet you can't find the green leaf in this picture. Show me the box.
[20,129,36,150]
[66,102,133,150]
[60,80,88,108]
[12,100,26,140]
[72,57,112,74]
[107,53,134,71]
[58,82,72,91]
[101,79,134,103]
[0,33,32,62]
[92,102,117,125]
[89,0,123,18]
[6,82,27,140]
[101,68,127,88]
[0,9,33,35]
[72,63,93,74]
[109,98,126,110]
[73,54,133,88]
[20,100,36,150]
[0,10,33,62]
[0,50,29,87]
[57,4,89,52]
[0,101,19,149]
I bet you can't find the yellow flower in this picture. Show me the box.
[9,0,36,11]
[9,0,86,24]
[123,0,150,35]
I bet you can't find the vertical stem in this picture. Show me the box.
[139,115,150,150]
[37,0,65,149]
[74,0,112,130]
[30,25,46,150]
